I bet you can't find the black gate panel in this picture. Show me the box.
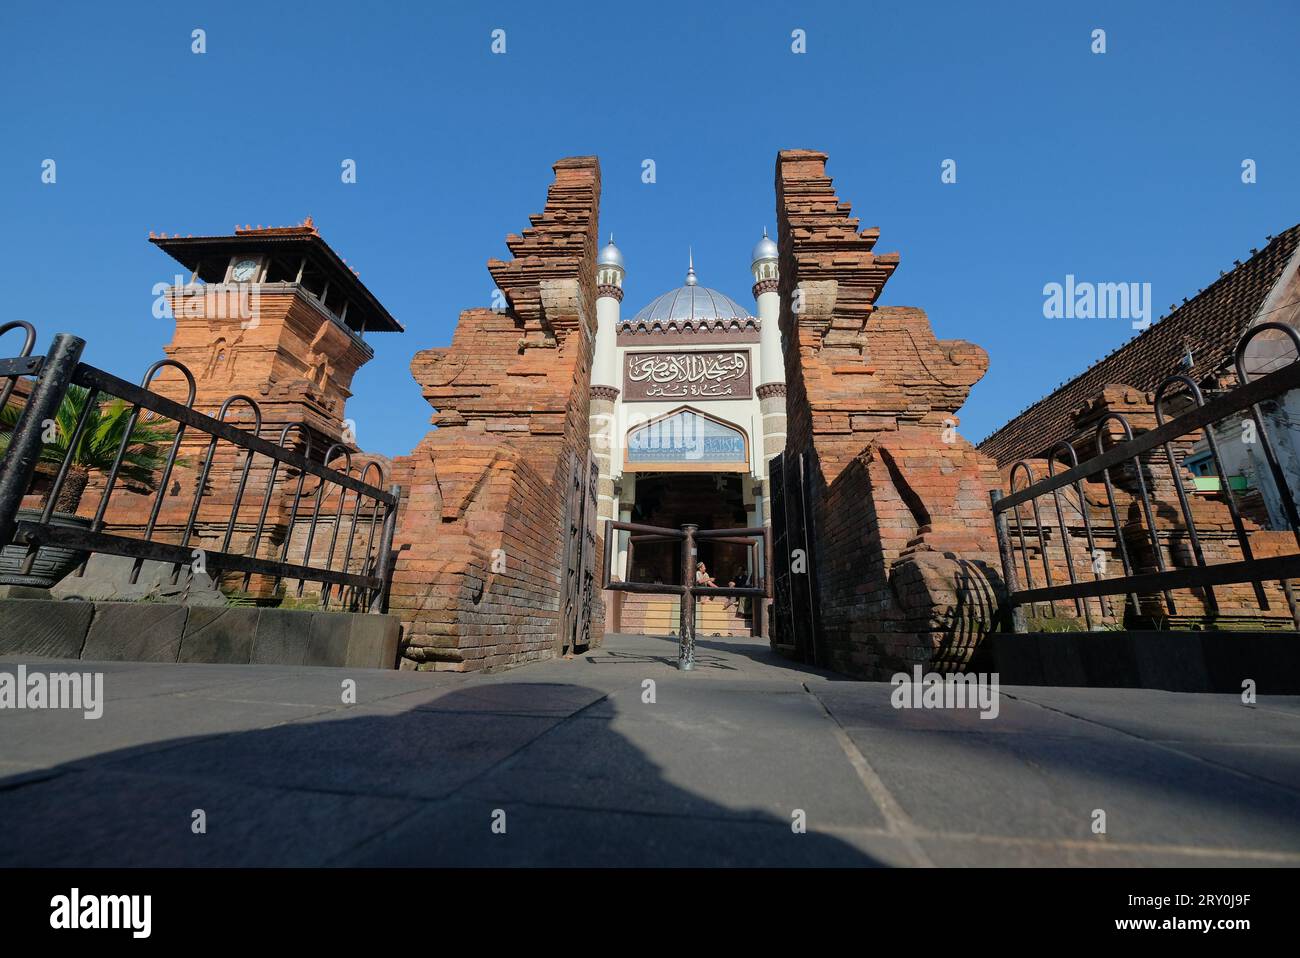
[769,452,795,652]
[769,449,821,665]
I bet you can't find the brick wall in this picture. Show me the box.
[775,150,1004,679]
[388,157,606,670]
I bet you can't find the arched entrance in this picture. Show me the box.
[625,472,749,586]
[605,407,768,654]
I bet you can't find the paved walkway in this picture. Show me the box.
[2,633,1299,866]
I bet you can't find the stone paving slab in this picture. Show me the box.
[841,724,1300,852]
[1004,686,1300,745]
[0,767,418,867]
[1,658,302,702]
[101,705,572,802]
[339,797,894,868]
[459,690,887,829]
[0,695,334,777]
[808,683,1100,737]
[2,634,1299,866]
[915,834,1299,868]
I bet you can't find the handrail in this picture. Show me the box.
[0,328,400,612]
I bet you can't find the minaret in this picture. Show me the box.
[752,228,786,464]
[590,235,624,532]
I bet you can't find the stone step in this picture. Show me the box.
[619,593,752,636]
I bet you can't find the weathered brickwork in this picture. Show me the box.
[774,150,1005,679]
[54,163,607,671]
[388,157,606,670]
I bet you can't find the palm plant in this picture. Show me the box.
[0,385,179,514]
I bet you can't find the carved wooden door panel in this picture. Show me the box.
[558,451,582,655]
[576,450,599,649]
[559,449,598,654]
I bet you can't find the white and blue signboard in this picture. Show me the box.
[626,409,747,465]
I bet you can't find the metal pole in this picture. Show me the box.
[601,516,614,589]
[990,489,1027,633]
[0,333,83,549]
[678,523,698,670]
[369,483,400,613]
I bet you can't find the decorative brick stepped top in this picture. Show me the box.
[387,156,606,671]
[775,150,992,487]
[772,149,1005,680]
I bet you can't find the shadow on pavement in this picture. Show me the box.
[0,681,883,867]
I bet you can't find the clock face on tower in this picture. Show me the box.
[231,258,258,282]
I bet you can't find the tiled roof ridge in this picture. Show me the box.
[618,315,760,334]
[232,216,319,237]
[149,216,320,241]
[978,222,1300,455]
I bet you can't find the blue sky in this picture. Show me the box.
[2,1,1297,456]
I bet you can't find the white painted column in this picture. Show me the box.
[756,285,783,389]
[591,238,625,527]
[593,292,620,391]
[752,232,787,475]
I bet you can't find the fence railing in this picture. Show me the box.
[0,327,400,612]
[602,519,770,670]
[990,322,1300,632]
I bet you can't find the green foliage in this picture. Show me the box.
[1,385,181,513]
[1025,614,1088,633]
[277,591,324,612]
[1,385,178,485]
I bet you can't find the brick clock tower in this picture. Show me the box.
[149,219,402,441]
[96,221,403,577]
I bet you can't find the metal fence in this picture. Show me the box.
[602,519,770,670]
[990,322,1300,633]
[0,325,400,611]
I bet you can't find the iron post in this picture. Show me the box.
[0,333,83,549]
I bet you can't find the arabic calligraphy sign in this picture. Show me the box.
[623,350,752,402]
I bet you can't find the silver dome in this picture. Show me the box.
[597,234,624,270]
[629,283,751,325]
[751,228,778,264]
